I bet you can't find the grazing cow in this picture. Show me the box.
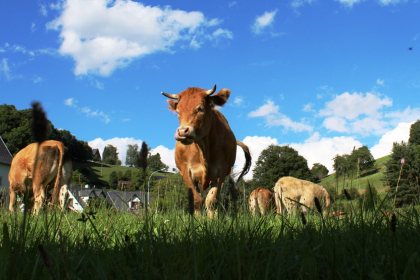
[249,187,275,215]
[162,85,252,217]
[273,176,330,215]
[8,140,72,215]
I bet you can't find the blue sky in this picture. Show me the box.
[1,0,419,179]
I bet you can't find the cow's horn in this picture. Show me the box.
[205,84,217,96]
[161,92,179,100]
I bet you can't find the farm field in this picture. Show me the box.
[1,198,420,280]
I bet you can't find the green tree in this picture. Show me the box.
[109,171,118,189]
[125,144,139,167]
[384,141,420,207]
[103,145,119,165]
[148,153,169,171]
[253,145,314,189]
[71,170,89,186]
[311,163,329,181]
[333,154,350,177]
[0,104,93,160]
[409,120,420,146]
[131,169,147,190]
[135,142,150,170]
[349,145,375,175]
[123,169,132,181]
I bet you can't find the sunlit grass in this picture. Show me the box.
[1,193,420,280]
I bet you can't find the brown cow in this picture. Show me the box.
[273,176,330,215]
[162,85,252,218]
[249,187,275,215]
[8,140,72,215]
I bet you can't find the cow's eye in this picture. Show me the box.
[197,106,204,113]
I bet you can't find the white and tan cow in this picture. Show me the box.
[273,176,330,215]
[8,140,72,215]
[249,187,275,216]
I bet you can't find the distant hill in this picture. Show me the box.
[72,160,174,189]
[320,154,391,195]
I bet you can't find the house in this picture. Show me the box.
[117,180,131,190]
[92,149,101,161]
[0,136,13,208]
[0,136,13,188]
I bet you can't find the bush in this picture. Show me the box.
[357,182,379,210]
[339,187,360,200]
[325,185,338,202]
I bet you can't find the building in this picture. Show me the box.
[0,136,13,188]
[92,149,101,161]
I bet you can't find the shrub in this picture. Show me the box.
[339,187,360,200]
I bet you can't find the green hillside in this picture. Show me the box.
[320,154,391,195]
[72,160,173,188]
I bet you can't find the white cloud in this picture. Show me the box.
[319,92,392,120]
[64,97,76,107]
[47,0,230,76]
[323,117,349,133]
[234,136,279,180]
[377,79,384,85]
[290,0,316,9]
[251,10,278,35]
[228,2,237,7]
[150,145,176,172]
[303,103,314,112]
[234,133,363,180]
[31,23,36,33]
[234,96,244,106]
[212,28,233,39]
[385,107,420,124]
[39,4,48,16]
[249,100,313,132]
[378,0,403,6]
[0,59,11,80]
[32,77,42,83]
[88,137,176,171]
[121,118,130,122]
[291,133,363,174]
[81,107,110,123]
[94,80,104,90]
[351,118,389,136]
[335,0,362,7]
[370,122,412,159]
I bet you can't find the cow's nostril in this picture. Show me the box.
[184,127,189,134]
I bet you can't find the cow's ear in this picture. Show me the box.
[168,100,178,112]
[210,88,231,107]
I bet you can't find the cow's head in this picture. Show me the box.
[162,85,230,145]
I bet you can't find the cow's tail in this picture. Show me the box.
[236,141,252,184]
[52,145,65,205]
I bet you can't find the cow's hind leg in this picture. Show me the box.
[8,186,17,212]
[33,185,46,215]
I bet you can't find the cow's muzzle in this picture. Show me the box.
[175,126,196,145]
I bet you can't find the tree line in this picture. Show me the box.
[0,104,92,160]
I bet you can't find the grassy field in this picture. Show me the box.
[1,197,420,280]
[2,154,420,279]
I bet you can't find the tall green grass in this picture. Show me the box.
[1,193,420,280]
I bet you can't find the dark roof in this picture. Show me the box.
[92,149,100,156]
[0,136,13,165]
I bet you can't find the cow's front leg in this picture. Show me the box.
[205,180,220,219]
